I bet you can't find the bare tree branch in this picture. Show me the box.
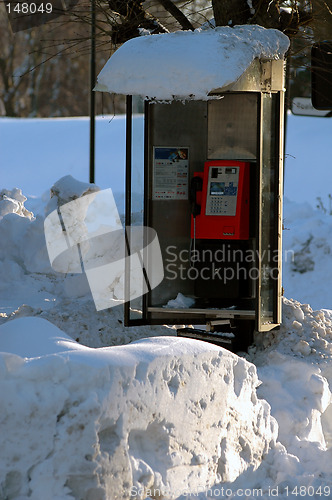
[157,0,195,30]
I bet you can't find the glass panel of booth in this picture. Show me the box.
[257,92,279,330]
[125,96,285,331]
[144,99,257,324]
[147,100,208,312]
[124,96,146,323]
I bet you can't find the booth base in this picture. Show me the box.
[177,320,254,353]
[177,327,238,352]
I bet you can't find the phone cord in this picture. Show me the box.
[193,217,196,265]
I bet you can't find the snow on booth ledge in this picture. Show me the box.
[95,25,290,101]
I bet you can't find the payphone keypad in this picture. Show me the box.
[205,167,239,216]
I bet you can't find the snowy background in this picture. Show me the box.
[0,111,331,499]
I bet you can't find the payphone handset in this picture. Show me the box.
[190,160,250,240]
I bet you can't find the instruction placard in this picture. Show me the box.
[153,147,189,200]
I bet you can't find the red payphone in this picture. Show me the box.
[190,160,250,240]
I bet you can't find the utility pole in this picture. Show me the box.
[89,0,96,184]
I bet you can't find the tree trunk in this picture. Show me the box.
[312,0,332,40]
[212,0,251,26]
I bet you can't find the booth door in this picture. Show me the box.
[124,96,148,325]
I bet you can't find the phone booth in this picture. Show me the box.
[96,29,287,351]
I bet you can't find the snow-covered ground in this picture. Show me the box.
[1,24,332,494]
[0,111,331,499]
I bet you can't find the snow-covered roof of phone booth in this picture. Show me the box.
[95,25,290,101]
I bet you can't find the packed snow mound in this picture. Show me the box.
[0,179,104,315]
[255,298,332,362]
[0,188,33,220]
[45,174,100,216]
[0,317,91,357]
[0,317,278,500]
[250,298,332,469]
[95,25,289,100]
[0,197,52,277]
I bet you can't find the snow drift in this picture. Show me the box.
[0,171,332,498]
[0,188,33,220]
[0,317,277,500]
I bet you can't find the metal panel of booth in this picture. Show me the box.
[207,94,258,160]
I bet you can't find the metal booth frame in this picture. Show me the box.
[124,58,285,341]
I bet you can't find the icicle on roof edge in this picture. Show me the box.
[95,25,289,101]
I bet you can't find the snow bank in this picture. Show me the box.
[0,317,277,500]
[0,188,33,220]
[95,26,289,100]
[251,298,332,475]
[0,177,105,315]
[45,174,100,217]
[0,187,54,314]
